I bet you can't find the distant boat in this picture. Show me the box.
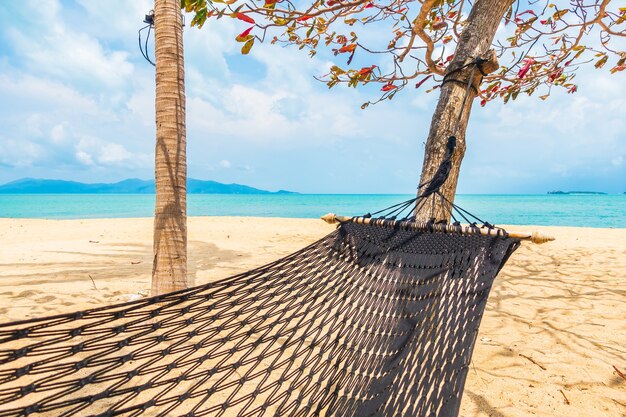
[547,190,607,195]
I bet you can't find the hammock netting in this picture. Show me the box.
[0,220,519,417]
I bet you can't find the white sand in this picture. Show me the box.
[0,217,624,416]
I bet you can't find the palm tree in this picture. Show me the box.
[152,0,188,295]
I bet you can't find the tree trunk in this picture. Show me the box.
[152,0,188,295]
[415,0,513,222]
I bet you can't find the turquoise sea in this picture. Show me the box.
[0,194,624,228]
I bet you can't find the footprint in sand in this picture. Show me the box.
[13,290,42,298]
[36,295,57,303]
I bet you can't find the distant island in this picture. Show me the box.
[0,178,297,195]
[548,190,607,195]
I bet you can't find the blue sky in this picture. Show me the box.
[0,0,624,194]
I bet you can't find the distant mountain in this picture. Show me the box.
[0,178,297,195]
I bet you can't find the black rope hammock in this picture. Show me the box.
[0,59,525,416]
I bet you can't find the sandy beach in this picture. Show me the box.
[0,217,624,416]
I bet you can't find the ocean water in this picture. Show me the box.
[0,194,624,228]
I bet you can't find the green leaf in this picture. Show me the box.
[191,7,207,28]
[306,22,315,38]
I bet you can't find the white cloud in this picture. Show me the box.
[25,114,45,137]
[0,69,151,174]
[20,0,60,21]
[75,150,94,166]
[219,159,231,168]
[50,123,69,144]
[0,139,43,168]
[73,0,152,42]
[75,137,147,168]
[98,143,134,165]
[0,74,101,115]
[126,80,156,127]
[8,27,134,87]
[237,165,255,173]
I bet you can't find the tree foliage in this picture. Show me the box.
[182,0,625,106]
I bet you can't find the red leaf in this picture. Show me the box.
[297,15,313,21]
[364,2,374,8]
[238,26,254,39]
[515,10,536,19]
[518,58,534,79]
[480,99,487,107]
[338,44,356,53]
[358,65,377,75]
[415,74,433,89]
[611,64,626,74]
[548,68,563,83]
[381,84,397,92]
[432,21,447,30]
[236,13,255,24]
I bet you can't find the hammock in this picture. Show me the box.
[0,211,522,417]
[0,58,553,416]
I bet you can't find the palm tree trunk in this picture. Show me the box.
[152,0,188,295]
[415,0,513,222]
